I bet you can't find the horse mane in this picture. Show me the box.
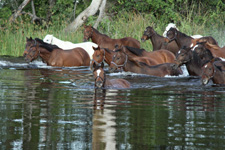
[92,27,110,38]
[39,44,55,52]
[35,38,61,49]
[125,46,146,56]
[205,42,221,51]
[103,48,112,54]
[175,28,192,39]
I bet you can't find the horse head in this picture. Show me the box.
[174,47,192,67]
[93,62,105,88]
[109,48,127,72]
[83,25,93,42]
[201,59,216,85]
[166,27,178,43]
[24,37,36,57]
[43,34,53,44]
[141,26,155,42]
[24,43,40,62]
[90,46,105,70]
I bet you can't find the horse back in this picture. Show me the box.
[120,37,141,49]
[106,79,131,88]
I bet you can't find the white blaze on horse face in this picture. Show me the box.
[178,50,181,54]
[205,64,208,68]
[97,69,101,76]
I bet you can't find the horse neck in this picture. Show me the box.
[104,50,114,65]
[123,58,147,73]
[150,33,164,50]
[185,51,202,75]
[176,32,193,48]
[92,29,110,45]
[39,47,52,62]
[212,66,225,84]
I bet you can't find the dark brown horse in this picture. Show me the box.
[201,59,225,85]
[24,42,90,67]
[166,27,194,49]
[93,62,131,88]
[141,26,179,55]
[109,48,182,77]
[83,25,140,49]
[175,47,203,76]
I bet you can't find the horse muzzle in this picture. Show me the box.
[95,81,103,88]
[202,78,209,85]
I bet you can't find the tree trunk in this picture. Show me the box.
[93,0,106,28]
[46,0,56,23]
[65,0,106,32]
[9,0,31,23]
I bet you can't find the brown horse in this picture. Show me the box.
[24,42,90,67]
[121,46,176,64]
[191,36,218,47]
[93,62,131,88]
[24,37,59,57]
[166,27,194,49]
[141,26,179,55]
[175,47,203,76]
[83,25,140,49]
[201,59,225,85]
[109,48,182,77]
[192,41,225,59]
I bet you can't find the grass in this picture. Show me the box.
[0,11,224,56]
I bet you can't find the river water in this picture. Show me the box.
[0,56,225,150]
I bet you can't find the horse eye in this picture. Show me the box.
[117,57,120,60]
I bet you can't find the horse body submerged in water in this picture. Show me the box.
[109,48,182,77]
[24,40,90,67]
[201,59,225,85]
[83,25,140,49]
[141,26,179,55]
[93,62,130,89]
[43,34,98,59]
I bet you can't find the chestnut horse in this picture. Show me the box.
[141,26,179,55]
[121,46,176,64]
[166,27,194,49]
[83,25,140,49]
[191,36,218,47]
[24,42,90,67]
[109,48,182,77]
[93,62,131,88]
[90,46,159,69]
[202,59,225,85]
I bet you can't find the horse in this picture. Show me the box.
[43,34,98,59]
[24,37,60,57]
[174,47,203,76]
[109,48,182,77]
[24,42,90,67]
[166,27,194,49]
[93,62,131,88]
[191,36,218,47]
[141,26,179,55]
[83,25,141,49]
[201,59,225,85]
[193,41,225,59]
[163,23,203,39]
[120,46,176,64]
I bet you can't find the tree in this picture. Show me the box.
[65,0,107,32]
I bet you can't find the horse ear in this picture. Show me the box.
[93,46,99,51]
[101,62,104,68]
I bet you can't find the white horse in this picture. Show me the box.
[163,23,203,39]
[43,34,98,59]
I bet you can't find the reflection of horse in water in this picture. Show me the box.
[92,89,117,150]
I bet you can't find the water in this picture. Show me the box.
[0,56,225,150]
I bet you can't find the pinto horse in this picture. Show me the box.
[24,42,90,67]
[109,48,182,77]
[201,59,225,85]
[141,26,179,55]
[83,25,140,49]
[43,34,98,59]
[93,62,131,88]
